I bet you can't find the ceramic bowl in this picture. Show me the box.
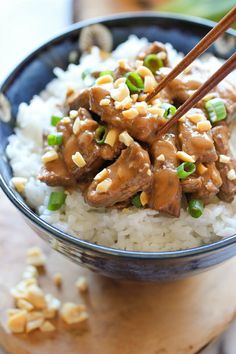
[1,13,236,281]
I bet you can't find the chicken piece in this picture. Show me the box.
[38,129,76,187]
[138,41,169,67]
[59,111,103,181]
[178,108,218,163]
[67,88,90,111]
[39,158,76,187]
[86,142,152,207]
[89,86,165,144]
[163,64,236,120]
[192,163,222,203]
[181,176,202,193]
[148,133,182,217]
[212,125,236,202]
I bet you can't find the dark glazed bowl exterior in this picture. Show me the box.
[1,13,236,281]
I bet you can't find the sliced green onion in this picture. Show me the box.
[177,162,196,180]
[99,70,113,77]
[47,133,63,146]
[48,191,66,211]
[161,103,177,119]
[188,199,204,218]
[144,54,164,74]
[125,72,144,94]
[131,193,142,208]
[205,98,227,123]
[95,125,107,144]
[51,115,62,126]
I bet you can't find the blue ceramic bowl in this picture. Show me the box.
[1,13,236,281]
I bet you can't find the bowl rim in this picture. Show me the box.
[1,11,236,260]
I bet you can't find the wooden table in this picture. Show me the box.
[1,189,236,354]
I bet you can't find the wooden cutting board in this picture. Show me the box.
[1,190,236,354]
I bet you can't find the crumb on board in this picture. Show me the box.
[75,276,88,293]
[26,247,46,267]
[53,273,63,287]
[6,248,88,334]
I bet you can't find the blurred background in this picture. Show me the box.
[0,1,235,353]
[0,0,235,82]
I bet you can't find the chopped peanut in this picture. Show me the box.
[197,163,208,175]
[75,277,88,292]
[118,58,128,69]
[111,83,129,102]
[227,169,236,181]
[104,129,118,147]
[61,117,71,124]
[69,110,78,119]
[94,168,108,181]
[196,120,212,132]
[176,151,195,163]
[16,299,34,311]
[178,116,186,123]
[100,98,110,106]
[27,247,46,267]
[144,76,157,93]
[22,265,38,280]
[72,151,86,168]
[203,93,217,102]
[140,191,149,206]
[42,150,58,164]
[135,60,143,69]
[147,169,152,176]
[131,94,138,103]
[147,105,165,116]
[60,303,88,325]
[40,321,56,332]
[7,310,27,333]
[26,318,44,333]
[72,117,81,135]
[96,178,112,193]
[135,101,148,115]
[53,273,62,287]
[122,108,139,119]
[114,77,126,88]
[11,177,27,193]
[156,154,165,162]
[219,154,231,164]
[157,51,167,60]
[115,96,132,110]
[187,113,204,124]
[119,131,134,147]
[137,65,153,78]
[95,74,113,85]
[138,93,147,101]
[25,284,47,309]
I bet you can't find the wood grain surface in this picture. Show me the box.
[0,189,236,354]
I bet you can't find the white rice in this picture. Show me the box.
[6,35,236,252]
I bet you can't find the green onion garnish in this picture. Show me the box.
[95,125,107,144]
[131,193,142,208]
[51,115,62,126]
[125,72,144,94]
[48,191,66,211]
[161,103,177,119]
[177,162,196,180]
[47,133,63,146]
[188,199,204,218]
[144,54,164,74]
[205,98,227,123]
[99,70,113,77]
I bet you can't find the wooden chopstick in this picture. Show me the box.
[155,52,236,139]
[146,5,236,102]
